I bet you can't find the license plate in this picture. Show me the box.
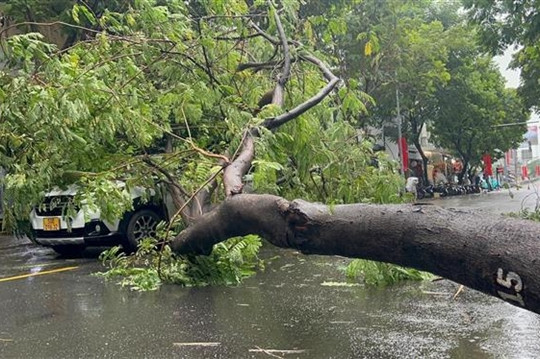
[43,217,61,231]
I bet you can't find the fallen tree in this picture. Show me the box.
[171,194,540,315]
[163,3,540,316]
[2,1,539,317]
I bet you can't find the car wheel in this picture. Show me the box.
[122,209,161,253]
[51,245,85,257]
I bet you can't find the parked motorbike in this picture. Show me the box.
[416,184,434,199]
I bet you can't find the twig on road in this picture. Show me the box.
[453,284,465,300]
[248,347,307,358]
[172,342,221,347]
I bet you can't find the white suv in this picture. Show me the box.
[29,186,174,256]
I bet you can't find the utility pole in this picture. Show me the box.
[515,148,519,187]
[503,152,509,186]
[393,8,405,179]
[395,73,404,177]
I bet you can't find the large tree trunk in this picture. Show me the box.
[412,137,429,186]
[172,194,540,316]
[456,157,469,184]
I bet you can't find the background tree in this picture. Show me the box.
[431,29,528,182]
[302,0,461,185]
[463,0,540,111]
[0,0,74,38]
[0,0,134,47]
[0,0,74,24]
[373,16,452,184]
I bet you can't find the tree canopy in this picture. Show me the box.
[464,0,540,111]
[299,0,527,184]
[0,0,403,229]
[432,29,528,181]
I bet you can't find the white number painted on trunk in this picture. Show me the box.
[496,268,525,307]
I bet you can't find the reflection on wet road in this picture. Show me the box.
[1,187,540,358]
[428,183,540,214]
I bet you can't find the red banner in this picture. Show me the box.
[399,137,409,173]
[522,165,529,179]
[482,154,493,176]
[505,151,512,166]
[535,165,540,177]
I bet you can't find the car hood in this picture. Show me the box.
[43,182,153,199]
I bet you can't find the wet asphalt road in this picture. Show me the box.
[1,187,540,358]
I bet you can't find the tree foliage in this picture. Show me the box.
[431,28,528,180]
[464,0,540,111]
[0,1,413,286]
[97,235,263,291]
[299,0,526,184]
[1,0,74,22]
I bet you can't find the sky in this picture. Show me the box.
[494,48,521,89]
[494,48,539,123]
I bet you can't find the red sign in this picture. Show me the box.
[399,137,409,173]
[482,154,493,176]
[522,165,529,179]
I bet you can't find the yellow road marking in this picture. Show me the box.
[0,266,79,282]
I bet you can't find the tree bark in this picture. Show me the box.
[172,194,540,316]
[411,136,428,186]
[459,161,469,184]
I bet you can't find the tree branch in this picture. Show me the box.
[141,156,195,224]
[247,20,301,47]
[263,54,340,130]
[163,49,222,86]
[0,21,101,39]
[220,6,297,197]
[215,32,265,41]
[223,130,255,197]
[270,0,291,106]
[248,20,281,46]
[236,58,298,72]
[219,13,339,196]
